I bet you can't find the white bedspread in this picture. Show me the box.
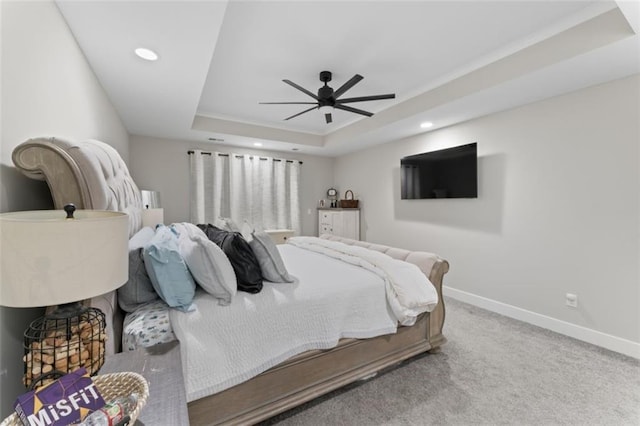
[170,243,398,402]
[287,236,439,325]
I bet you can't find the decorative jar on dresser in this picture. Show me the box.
[317,208,360,240]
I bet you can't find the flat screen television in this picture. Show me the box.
[401,142,477,199]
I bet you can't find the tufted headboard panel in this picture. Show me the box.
[12,137,144,354]
[12,137,143,237]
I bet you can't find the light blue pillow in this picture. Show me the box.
[143,225,196,312]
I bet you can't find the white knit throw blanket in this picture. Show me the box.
[287,236,438,326]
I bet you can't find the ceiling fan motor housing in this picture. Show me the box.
[318,86,335,106]
[319,70,332,83]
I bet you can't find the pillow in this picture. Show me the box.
[118,227,159,313]
[240,220,254,242]
[249,230,294,283]
[197,224,263,293]
[171,222,237,305]
[122,300,176,352]
[143,225,196,311]
[214,217,241,233]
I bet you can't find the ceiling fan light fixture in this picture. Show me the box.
[261,71,395,123]
[134,47,159,61]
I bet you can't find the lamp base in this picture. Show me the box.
[46,301,89,319]
[23,304,106,389]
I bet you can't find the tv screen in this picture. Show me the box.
[401,143,477,199]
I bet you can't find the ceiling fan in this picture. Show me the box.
[260,71,395,124]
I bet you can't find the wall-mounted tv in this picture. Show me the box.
[401,142,477,199]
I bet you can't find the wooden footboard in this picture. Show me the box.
[189,313,439,425]
[189,240,449,425]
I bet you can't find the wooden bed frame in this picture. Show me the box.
[12,137,449,425]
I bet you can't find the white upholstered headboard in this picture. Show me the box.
[12,137,144,354]
[12,137,143,235]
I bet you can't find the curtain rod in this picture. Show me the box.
[187,150,302,164]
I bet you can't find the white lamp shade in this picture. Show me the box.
[142,208,164,228]
[0,209,128,308]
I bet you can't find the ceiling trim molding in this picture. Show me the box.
[192,115,324,147]
[325,7,635,148]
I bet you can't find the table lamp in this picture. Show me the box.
[140,190,164,228]
[0,204,128,388]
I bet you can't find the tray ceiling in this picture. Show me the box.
[56,1,639,156]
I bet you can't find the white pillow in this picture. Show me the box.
[240,220,255,242]
[214,217,240,232]
[171,222,237,305]
[249,230,294,283]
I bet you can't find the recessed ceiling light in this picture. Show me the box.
[253,142,263,147]
[420,122,433,129]
[134,47,158,61]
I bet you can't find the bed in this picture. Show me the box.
[12,137,449,425]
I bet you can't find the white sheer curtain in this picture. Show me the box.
[189,150,301,234]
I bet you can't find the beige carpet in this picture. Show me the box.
[261,297,640,425]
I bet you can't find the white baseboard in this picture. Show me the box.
[443,286,640,359]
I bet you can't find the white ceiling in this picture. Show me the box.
[56,0,640,157]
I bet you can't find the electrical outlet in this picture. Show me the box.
[566,293,578,308]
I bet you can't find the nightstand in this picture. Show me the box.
[264,228,294,244]
[100,341,189,425]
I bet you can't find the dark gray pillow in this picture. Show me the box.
[249,231,294,283]
[197,224,263,293]
[118,227,159,312]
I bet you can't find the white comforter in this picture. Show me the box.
[287,237,439,325]
[171,243,398,402]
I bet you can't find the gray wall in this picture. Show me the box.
[0,1,129,417]
[129,135,335,236]
[334,75,640,349]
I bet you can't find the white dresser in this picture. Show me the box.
[318,208,360,240]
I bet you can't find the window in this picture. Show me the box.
[189,150,301,234]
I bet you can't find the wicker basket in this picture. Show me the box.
[1,372,149,426]
[339,189,359,208]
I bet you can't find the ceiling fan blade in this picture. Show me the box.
[333,74,364,99]
[336,94,395,104]
[325,113,332,124]
[283,80,319,100]
[259,101,318,105]
[334,104,373,117]
[284,105,318,121]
